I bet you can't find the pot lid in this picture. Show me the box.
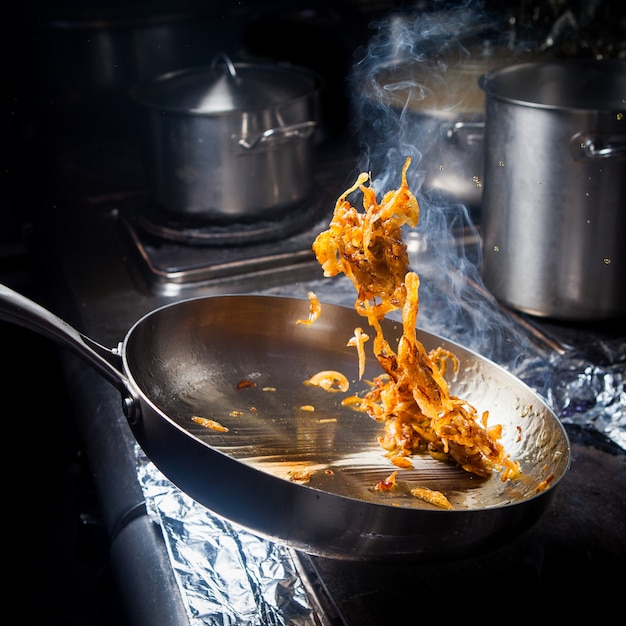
[132,53,319,115]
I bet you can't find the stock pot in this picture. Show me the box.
[132,54,321,223]
[480,59,626,320]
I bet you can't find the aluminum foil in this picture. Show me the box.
[135,446,317,626]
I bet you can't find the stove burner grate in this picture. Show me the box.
[134,194,326,247]
[118,192,334,295]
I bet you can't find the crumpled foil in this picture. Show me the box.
[135,446,317,626]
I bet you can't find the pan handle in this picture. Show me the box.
[0,283,129,394]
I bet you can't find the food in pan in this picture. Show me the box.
[374,470,398,492]
[304,370,350,392]
[288,468,312,482]
[192,416,229,432]
[346,327,370,379]
[409,486,454,510]
[237,379,257,389]
[374,470,453,509]
[312,157,520,481]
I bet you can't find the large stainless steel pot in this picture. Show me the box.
[480,59,626,321]
[0,286,569,562]
[131,54,321,223]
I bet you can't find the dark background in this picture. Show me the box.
[1,2,624,624]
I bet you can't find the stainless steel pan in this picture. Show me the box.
[0,285,570,562]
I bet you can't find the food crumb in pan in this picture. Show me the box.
[263,386,277,392]
[318,418,338,424]
[390,455,414,469]
[410,486,453,510]
[229,410,244,417]
[288,468,312,482]
[300,405,315,411]
[536,473,555,492]
[304,370,349,392]
[191,416,229,432]
[374,470,397,492]
[373,470,454,509]
[237,379,257,389]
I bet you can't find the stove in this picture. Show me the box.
[26,129,625,625]
[116,175,340,296]
[11,2,625,624]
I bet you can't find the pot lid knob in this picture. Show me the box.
[211,52,238,79]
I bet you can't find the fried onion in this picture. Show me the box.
[312,157,520,481]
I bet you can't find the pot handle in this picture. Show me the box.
[443,121,484,146]
[0,283,129,394]
[570,132,626,161]
[235,121,317,150]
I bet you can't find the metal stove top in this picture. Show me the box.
[117,188,334,295]
[50,135,359,300]
[28,132,626,626]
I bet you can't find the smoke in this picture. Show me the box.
[347,3,533,365]
[350,3,507,183]
[341,3,625,450]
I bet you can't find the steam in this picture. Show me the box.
[343,3,625,448]
[347,3,534,368]
[350,4,508,187]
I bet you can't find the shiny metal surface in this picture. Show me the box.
[132,59,320,222]
[480,59,626,320]
[132,54,320,114]
[0,285,569,561]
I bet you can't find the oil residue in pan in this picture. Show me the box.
[180,369,562,512]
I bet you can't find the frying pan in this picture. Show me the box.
[0,284,570,562]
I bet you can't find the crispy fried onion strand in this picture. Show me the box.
[305,370,350,393]
[312,157,520,480]
[296,291,322,326]
[346,327,370,380]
